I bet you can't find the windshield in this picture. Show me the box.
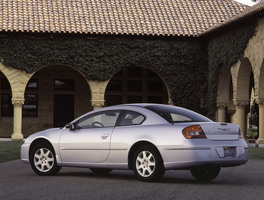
[145,105,212,123]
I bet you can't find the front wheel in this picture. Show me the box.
[190,166,221,181]
[29,142,61,176]
[133,145,165,182]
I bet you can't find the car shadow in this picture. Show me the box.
[54,169,252,185]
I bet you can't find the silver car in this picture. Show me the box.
[21,104,248,182]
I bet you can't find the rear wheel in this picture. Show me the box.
[90,168,112,175]
[133,145,165,182]
[29,142,61,176]
[190,166,221,181]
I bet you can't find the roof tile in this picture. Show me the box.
[0,0,248,36]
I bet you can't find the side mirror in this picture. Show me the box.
[65,123,75,130]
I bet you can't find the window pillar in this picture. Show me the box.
[11,98,24,140]
[256,99,264,147]
[234,100,248,139]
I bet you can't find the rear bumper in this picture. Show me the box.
[160,139,248,169]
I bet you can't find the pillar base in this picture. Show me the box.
[256,139,264,148]
[11,133,24,141]
[91,100,105,110]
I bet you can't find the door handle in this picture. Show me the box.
[101,135,109,139]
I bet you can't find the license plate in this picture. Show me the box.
[224,147,236,158]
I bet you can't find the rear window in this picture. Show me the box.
[145,105,211,123]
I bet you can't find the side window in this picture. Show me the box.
[171,113,192,122]
[76,111,120,129]
[119,111,145,126]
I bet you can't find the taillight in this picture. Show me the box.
[182,125,206,139]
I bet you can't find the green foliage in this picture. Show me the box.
[207,22,256,118]
[247,126,258,139]
[0,33,207,113]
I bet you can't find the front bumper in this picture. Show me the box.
[20,142,30,164]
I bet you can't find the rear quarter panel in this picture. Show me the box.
[107,124,188,163]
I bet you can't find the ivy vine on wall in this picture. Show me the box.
[0,33,207,114]
[0,20,257,119]
[207,21,257,118]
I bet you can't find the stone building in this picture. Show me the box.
[0,0,263,146]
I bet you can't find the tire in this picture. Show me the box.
[190,166,221,181]
[132,145,165,182]
[90,168,112,175]
[29,142,61,176]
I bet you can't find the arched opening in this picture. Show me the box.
[0,71,13,137]
[228,78,236,123]
[216,65,232,122]
[255,59,264,145]
[22,65,92,137]
[236,58,252,101]
[235,58,254,139]
[248,71,258,140]
[105,67,169,106]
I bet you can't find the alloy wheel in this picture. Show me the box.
[136,150,156,177]
[33,148,55,172]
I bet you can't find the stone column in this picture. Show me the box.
[89,80,109,110]
[217,102,229,122]
[256,99,264,146]
[168,97,174,106]
[11,99,24,140]
[233,100,249,139]
[91,100,105,110]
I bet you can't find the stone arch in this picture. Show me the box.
[0,62,32,100]
[258,59,264,99]
[255,58,264,145]
[232,57,255,139]
[105,66,169,106]
[23,64,92,136]
[0,63,33,139]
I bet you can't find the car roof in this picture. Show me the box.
[108,103,173,109]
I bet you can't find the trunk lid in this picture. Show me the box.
[200,122,240,141]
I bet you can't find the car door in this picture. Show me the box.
[59,110,120,163]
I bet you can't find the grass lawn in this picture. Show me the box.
[248,146,264,159]
[0,141,263,164]
[0,141,24,163]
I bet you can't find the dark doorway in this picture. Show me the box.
[54,95,74,127]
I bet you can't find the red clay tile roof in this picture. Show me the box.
[0,0,248,37]
[202,1,264,35]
